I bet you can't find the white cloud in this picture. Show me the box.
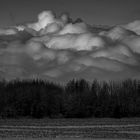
[16,25,25,31]
[123,20,140,35]
[39,22,62,35]
[0,28,17,35]
[26,10,66,33]
[58,23,88,35]
[26,41,45,54]
[75,57,123,72]
[27,11,56,31]
[56,51,70,64]
[60,13,69,24]
[100,26,136,40]
[0,10,140,81]
[91,45,137,65]
[122,36,140,54]
[43,33,105,51]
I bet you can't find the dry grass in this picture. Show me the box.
[0,118,140,139]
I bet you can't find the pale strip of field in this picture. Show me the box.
[0,124,140,129]
[0,138,131,140]
[0,119,140,139]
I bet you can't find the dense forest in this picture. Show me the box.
[0,79,139,118]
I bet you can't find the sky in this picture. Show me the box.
[0,0,140,27]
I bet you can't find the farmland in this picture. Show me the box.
[0,118,140,139]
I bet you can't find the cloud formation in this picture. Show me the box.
[123,20,140,35]
[0,10,140,81]
[0,28,17,35]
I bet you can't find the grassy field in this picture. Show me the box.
[0,118,140,139]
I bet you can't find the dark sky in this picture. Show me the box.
[0,0,140,27]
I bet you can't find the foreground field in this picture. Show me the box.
[0,118,140,139]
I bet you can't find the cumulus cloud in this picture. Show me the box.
[123,20,140,35]
[39,22,62,35]
[122,36,140,54]
[0,10,140,81]
[44,33,105,50]
[90,45,138,65]
[100,26,136,40]
[58,23,88,35]
[75,56,124,72]
[0,28,17,35]
[27,11,56,31]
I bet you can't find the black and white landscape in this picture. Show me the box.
[0,0,140,139]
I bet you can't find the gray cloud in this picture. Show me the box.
[0,10,140,81]
[123,20,140,35]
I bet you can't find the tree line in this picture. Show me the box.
[0,79,139,118]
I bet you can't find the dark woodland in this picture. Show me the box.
[0,79,139,119]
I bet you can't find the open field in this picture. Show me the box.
[0,118,140,139]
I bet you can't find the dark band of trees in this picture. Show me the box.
[0,79,139,118]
